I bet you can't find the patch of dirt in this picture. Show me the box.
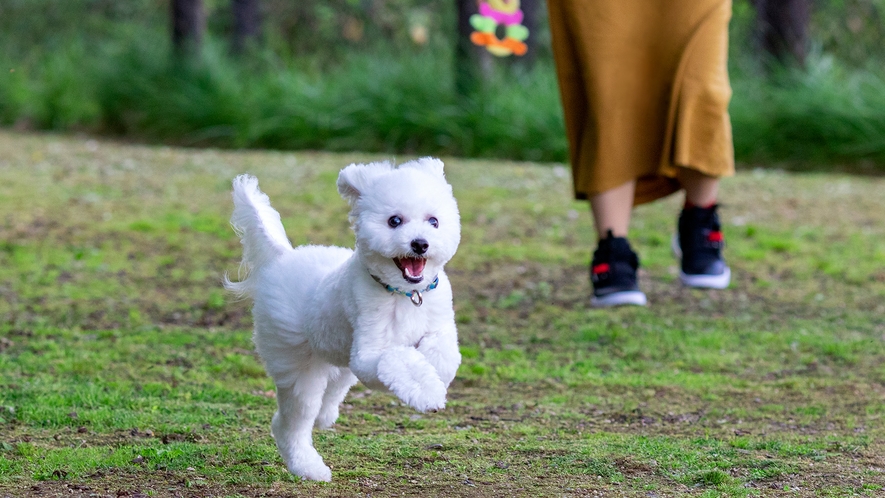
[0,470,244,498]
[0,470,686,498]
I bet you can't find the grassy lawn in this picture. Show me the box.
[1,130,884,497]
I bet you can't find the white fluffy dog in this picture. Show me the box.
[224,158,462,482]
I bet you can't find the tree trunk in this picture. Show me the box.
[513,0,540,69]
[455,0,491,96]
[232,0,261,54]
[171,0,205,54]
[754,0,811,66]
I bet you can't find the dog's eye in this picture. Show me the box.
[428,217,439,228]
[388,215,403,228]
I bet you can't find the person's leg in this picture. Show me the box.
[588,180,646,307]
[676,167,719,207]
[589,179,635,239]
[674,168,730,288]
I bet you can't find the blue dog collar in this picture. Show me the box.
[370,273,439,307]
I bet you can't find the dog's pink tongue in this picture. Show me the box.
[399,257,426,278]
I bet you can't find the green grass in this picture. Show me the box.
[1,131,885,496]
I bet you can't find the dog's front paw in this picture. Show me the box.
[406,377,447,413]
[376,348,447,412]
[388,374,447,413]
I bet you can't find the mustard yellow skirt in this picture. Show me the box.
[547,0,735,205]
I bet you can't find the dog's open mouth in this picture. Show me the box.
[394,257,426,284]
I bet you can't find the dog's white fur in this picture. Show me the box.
[224,158,461,481]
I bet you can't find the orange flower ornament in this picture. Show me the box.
[469,0,529,57]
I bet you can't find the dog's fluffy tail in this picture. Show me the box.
[224,175,292,298]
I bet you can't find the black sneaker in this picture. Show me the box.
[590,230,647,307]
[673,204,731,289]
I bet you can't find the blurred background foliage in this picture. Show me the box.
[0,0,884,167]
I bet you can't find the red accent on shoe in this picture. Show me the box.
[592,263,610,275]
[708,231,724,242]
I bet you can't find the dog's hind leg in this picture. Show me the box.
[315,367,358,429]
[271,362,335,481]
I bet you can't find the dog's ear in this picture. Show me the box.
[337,161,393,204]
[399,157,445,179]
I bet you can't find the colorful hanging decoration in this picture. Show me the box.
[469,0,529,57]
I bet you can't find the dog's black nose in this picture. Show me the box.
[411,238,429,255]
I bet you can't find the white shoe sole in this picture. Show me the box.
[671,235,731,289]
[679,267,731,289]
[591,290,648,308]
